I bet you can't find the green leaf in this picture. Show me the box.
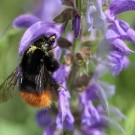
[54,8,80,23]
[0,37,8,52]
[62,0,74,7]
[57,37,72,48]
[54,8,74,23]
[125,105,135,135]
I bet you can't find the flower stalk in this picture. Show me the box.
[76,0,83,11]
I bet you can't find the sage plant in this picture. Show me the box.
[13,0,135,134]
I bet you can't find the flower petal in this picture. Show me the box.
[81,101,100,126]
[53,65,68,84]
[111,39,133,55]
[104,54,129,76]
[109,0,135,15]
[44,124,55,135]
[56,88,74,130]
[127,28,135,43]
[36,109,52,128]
[121,56,130,69]
[72,15,81,38]
[108,106,127,122]
[54,46,62,60]
[99,81,115,98]
[37,0,62,21]
[86,0,106,31]
[86,83,108,114]
[13,14,40,28]
[19,21,64,55]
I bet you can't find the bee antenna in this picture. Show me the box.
[47,44,58,51]
[51,44,58,50]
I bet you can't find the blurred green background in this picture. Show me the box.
[0,0,135,135]
[0,0,43,135]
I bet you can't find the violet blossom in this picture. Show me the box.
[86,0,106,33]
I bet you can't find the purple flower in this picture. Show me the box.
[19,22,64,56]
[13,0,62,29]
[104,51,129,76]
[73,130,81,135]
[12,0,64,56]
[108,41,131,75]
[56,88,74,130]
[66,32,74,42]
[37,0,62,21]
[105,15,135,43]
[104,0,135,44]
[96,37,132,75]
[72,15,81,38]
[85,82,108,112]
[97,106,126,133]
[78,81,117,134]
[54,46,62,60]
[36,109,52,128]
[52,65,69,84]
[86,0,106,31]
[80,100,125,135]
[81,100,101,126]
[99,81,115,98]
[109,0,135,15]
[107,106,127,122]
[82,128,106,135]
[95,0,135,77]
[13,14,40,29]
[44,124,56,135]
[53,65,74,130]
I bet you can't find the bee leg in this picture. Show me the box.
[57,84,67,91]
[44,52,60,72]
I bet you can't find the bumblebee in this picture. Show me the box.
[0,35,60,108]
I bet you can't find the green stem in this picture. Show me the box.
[76,0,83,10]
[67,0,84,89]
[67,62,78,90]
[67,38,78,90]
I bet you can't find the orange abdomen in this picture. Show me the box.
[19,90,52,108]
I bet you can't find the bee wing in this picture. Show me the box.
[0,67,19,103]
[35,65,49,93]
[35,64,59,95]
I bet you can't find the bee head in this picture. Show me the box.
[45,34,56,50]
[34,36,48,47]
[33,35,56,51]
